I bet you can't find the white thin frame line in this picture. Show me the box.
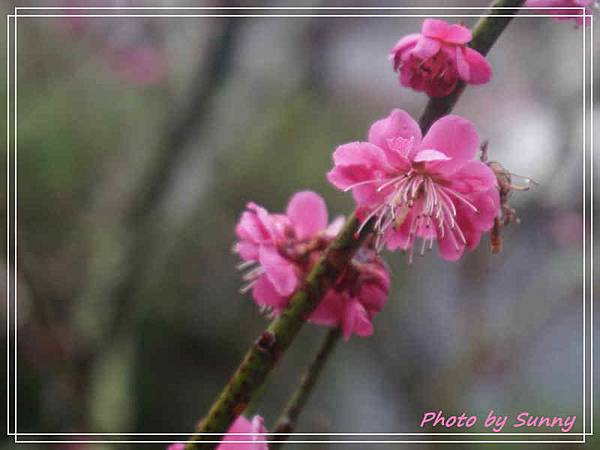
[11,440,590,444]
[5,12,10,439]
[583,18,594,435]
[7,8,592,443]
[8,7,587,440]
[7,14,595,18]
[12,8,17,443]
[7,8,593,444]
[12,6,594,9]
[581,14,587,440]
[11,432,593,436]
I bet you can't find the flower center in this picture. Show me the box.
[359,168,479,261]
[412,52,457,87]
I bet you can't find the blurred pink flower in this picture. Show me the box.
[526,0,594,26]
[107,46,168,86]
[168,415,268,450]
[389,19,492,98]
[234,191,389,340]
[327,109,500,261]
[59,0,168,86]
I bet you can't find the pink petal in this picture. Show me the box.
[419,115,480,165]
[444,24,473,44]
[332,141,389,169]
[252,275,288,309]
[328,141,392,206]
[359,274,390,313]
[234,241,259,261]
[453,188,500,251]
[421,18,451,39]
[389,33,420,70]
[235,205,271,243]
[458,188,500,233]
[526,0,592,25]
[342,299,372,341]
[464,48,492,84]
[226,415,254,435]
[368,109,422,162]
[221,415,269,449]
[455,47,470,81]
[286,191,328,240]
[421,19,471,45]
[437,229,465,261]
[327,165,387,208]
[413,149,451,163]
[351,184,387,207]
[447,160,498,194]
[324,216,346,238]
[412,36,441,59]
[327,164,376,191]
[258,246,298,296]
[167,444,185,450]
[310,290,342,328]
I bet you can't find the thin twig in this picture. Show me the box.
[103,17,242,344]
[270,328,341,449]
[127,17,241,226]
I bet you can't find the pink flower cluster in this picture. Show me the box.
[526,0,594,26]
[234,191,390,340]
[390,19,492,98]
[168,416,268,450]
[327,109,499,261]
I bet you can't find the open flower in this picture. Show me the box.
[327,109,500,261]
[526,0,594,26]
[310,247,390,340]
[168,415,268,450]
[390,19,492,98]
[234,191,390,339]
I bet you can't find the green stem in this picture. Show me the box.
[418,0,526,133]
[270,328,341,449]
[187,215,370,449]
[187,1,523,447]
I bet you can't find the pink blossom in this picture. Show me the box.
[526,0,594,26]
[168,416,268,450]
[234,191,390,340]
[327,109,500,262]
[310,247,390,340]
[389,19,492,98]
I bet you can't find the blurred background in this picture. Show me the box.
[2,0,598,449]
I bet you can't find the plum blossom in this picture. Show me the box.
[526,0,595,26]
[168,415,268,450]
[234,191,390,340]
[390,19,492,98]
[327,109,500,262]
[310,247,390,340]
